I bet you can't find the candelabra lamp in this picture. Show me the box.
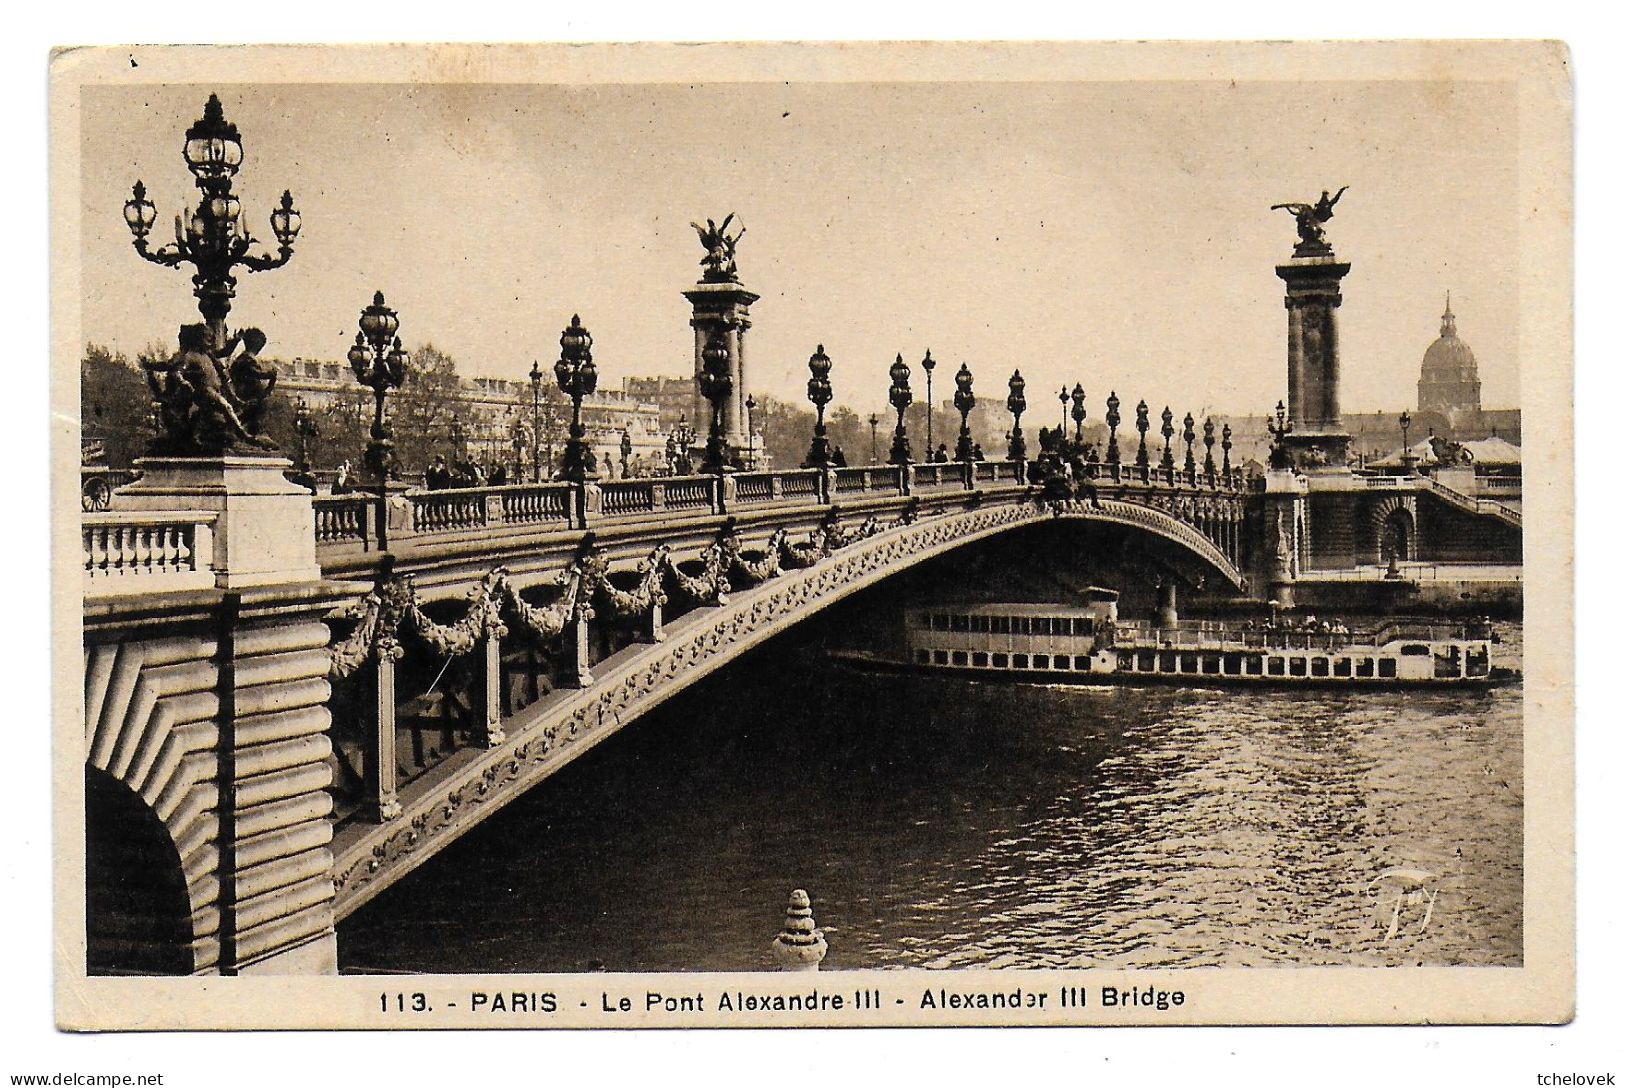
[699,336,734,474]
[1006,370,1028,462]
[1182,412,1197,477]
[1071,383,1086,444]
[1135,399,1151,471]
[803,344,834,469]
[1222,422,1234,476]
[554,315,599,482]
[1105,391,1122,465]
[1160,406,1176,472]
[888,354,914,465]
[952,363,976,462]
[1203,417,1217,477]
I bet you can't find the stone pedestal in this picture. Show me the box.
[113,456,321,588]
[684,279,760,453]
[1276,255,1353,473]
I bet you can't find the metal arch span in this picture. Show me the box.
[328,491,1252,916]
[1052,498,1248,590]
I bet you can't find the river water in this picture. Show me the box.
[338,619,1522,973]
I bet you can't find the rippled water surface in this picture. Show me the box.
[340,623,1522,972]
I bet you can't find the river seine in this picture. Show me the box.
[338,617,1522,973]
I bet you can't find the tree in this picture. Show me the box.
[80,343,152,468]
[389,343,465,474]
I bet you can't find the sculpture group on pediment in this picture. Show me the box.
[142,322,280,455]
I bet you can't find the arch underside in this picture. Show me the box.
[332,494,1248,918]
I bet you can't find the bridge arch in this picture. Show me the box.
[332,493,1246,916]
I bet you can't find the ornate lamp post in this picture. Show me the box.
[1222,422,1234,476]
[1203,417,1217,477]
[123,94,302,356]
[952,363,976,462]
[804,344,834,469]
[1070,383,1087,446]
[1182,412,1197,477]
[672,416,696,476]
[448,419,466,465]
[1398,409,1414,470]
[554,315,598,482]
[1134,400,1151,472]
[744,395,758,470]
[1058,387,1070,434]
[528,360,544,483]
[888,353,914,466]
[293,397,319,488]
[1006,370,1028,462]
[867,413,880,465]
[1105,391,1122,465]
[510,418,528,481]
[347,291,409,550]
[1160,406,1176,472]
[699,336,733,474]
[921,349,937,456]
[1267,399,1294,469]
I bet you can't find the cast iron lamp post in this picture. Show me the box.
[1070,383,1087,445]
[1182,412,1197,477]
[1160,406,1176,472]
[528,360,544,483]
[554,315,598,482]
[1267,399,1294,469]
[804,345,834,469]
[1105,391,1122,465]
[1134,400,1151,473]
[1222,422,1234,476]
[745,395,758,470]
[699,337,733,474]
[347,291,409,551]
[867,414,880,465]
[123,94,302,351]
[510,418,528,482]
[921,349,936,456]
[888,353,914,466]
[449,419,466,465]
[671,416,696,475]
[1203,417,1217,477]
[1006,370,1027,462]
[952,363,975,462]
[1058,387,1070,434]
[293,397,319,488]
[1398,409,1414,470]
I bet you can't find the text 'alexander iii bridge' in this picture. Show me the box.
[78,98,1521,977]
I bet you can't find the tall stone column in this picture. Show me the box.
[684,280,760,457]
[1275,254,1353,472]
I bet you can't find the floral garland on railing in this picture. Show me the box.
[595,544,671,619]
[327,570,413,680]
[500,566,587,643]
[729,527,788,585]
[666,536,732,604]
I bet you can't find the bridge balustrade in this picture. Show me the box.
[313,494,373,546]
[499,483,576,527]
[910,462,971,492]
[82,511,217,593]
[832,465,905,495]
[409,487,492,534]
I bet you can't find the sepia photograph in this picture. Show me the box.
[50,39,1572,1031]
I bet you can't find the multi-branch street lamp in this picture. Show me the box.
[921,349,937,457]
[953,363,976,462]
[1182,412,1197,476]
[1267,399,1294,469]
[1135,400,1151,471]
[1222,422,1234,475]
[888,353,914,466]
[347,291,409,550]
[699,336,733,474]
[1106,391,1122,465]
[123,94,302,354]
[1071,383,1087,445]
[1160,406,1177,472]
[804,345,834,469]
[671,416,696,476]
[1006,370,1028,462]
[554,315,598,482]
[1203,417,1217,477]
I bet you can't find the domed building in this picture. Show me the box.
[1417,294,1482,422]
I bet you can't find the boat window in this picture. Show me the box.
[1399,644,1429,656]
[1012,653,1029,669]
[1030,617,1050,636]
[1268,657,1286,676]
[1137,652,1155,671]
[1311,658,1330,677]
[992,653,1009,668]
[915,648,930,664]
[1289,657,1307,676]
[1245,655,1263,675]
[1334,658,1352,677]
[1378,658,1397,678]
[1078,618,1095,636]
[951,650,968,666]
[951,615,970,633]
[971,615,990,634]
[1356,658,1374,677]
[1033,654,1050,669]
[1074,656,1091,671]
[1202,655,1221,675]
[1159,652,1177,672]
[1053,654,1070,670]
[1434,646,1462,679]
[1180,653,1198,673]
[991,616,1011,635]
[933,650,949,665]
[1012,617,1029,635]
[972,651,989,668]
[1466,647,1490,677]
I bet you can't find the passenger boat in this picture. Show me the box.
[835,590,1515,688]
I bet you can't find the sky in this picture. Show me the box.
[79,78,1520,419]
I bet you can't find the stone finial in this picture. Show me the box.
[771,888,827,971]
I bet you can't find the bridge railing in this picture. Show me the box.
[910,461,972,492]
[832,465,906,496]
[83,511,217,595]
[314,494,375,547]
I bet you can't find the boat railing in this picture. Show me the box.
[1113,616,1491,652]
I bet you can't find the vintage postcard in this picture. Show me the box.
[50,40,1572,1029]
